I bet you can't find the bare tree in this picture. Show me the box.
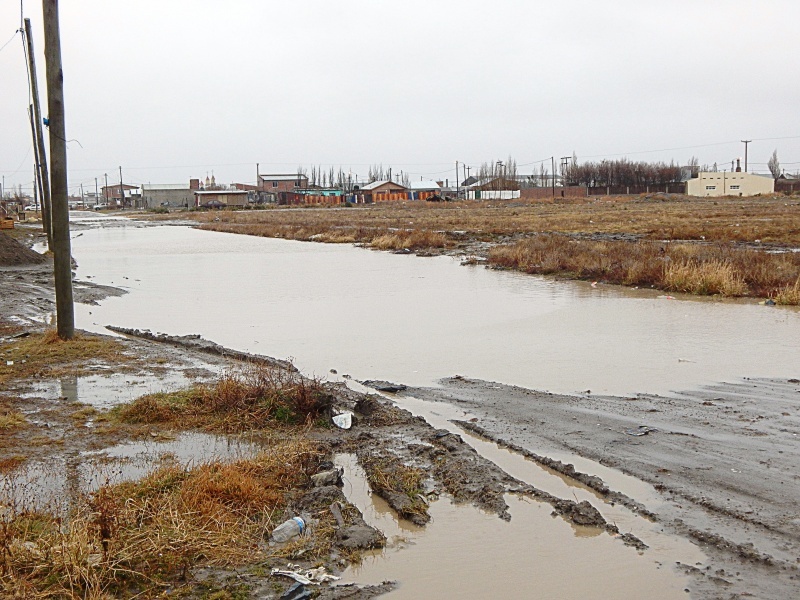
[768,149,781,179]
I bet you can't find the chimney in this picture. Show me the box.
[189,178,200,190]
[735,159,742,173]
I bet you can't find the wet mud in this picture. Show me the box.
[402,376,800,599]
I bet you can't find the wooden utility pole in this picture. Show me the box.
[118,166,124,209]
[28,106,45,212]
[42,0,75,340]
[24,18,53,249]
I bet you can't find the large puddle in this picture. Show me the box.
[68,221,800,397]
[335,453,697,599]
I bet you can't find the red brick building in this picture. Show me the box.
[258,174,309,193]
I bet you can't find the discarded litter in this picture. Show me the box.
[625,426,658,436]
[271,563,340,586]
[332,412,353,429]
[271,517,305,543]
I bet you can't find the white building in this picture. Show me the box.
[686,172,774,197]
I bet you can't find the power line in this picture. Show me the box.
[0,29,20,54]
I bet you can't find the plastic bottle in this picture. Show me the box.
[271,516,305,543]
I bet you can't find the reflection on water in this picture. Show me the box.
[70,224,800,396]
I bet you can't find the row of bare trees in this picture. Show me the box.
[564,157,696,187]
[294,153,773,192]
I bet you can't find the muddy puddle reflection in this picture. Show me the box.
[22,370,200,410]
[335,453,692,599]
[1,433,263,512]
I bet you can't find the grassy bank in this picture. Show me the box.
[487,235,800,299]
[114,365,331,433]
[0,438,331,598]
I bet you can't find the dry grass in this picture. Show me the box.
[773,277,800,305]
[162,194,800,246]
[487,235,800,300]
[370,230,449,251]
[663,260,748,296]
[0,331,129,386]
[0,438,327,598]
[0,408,28,431]
[114,365,332,433]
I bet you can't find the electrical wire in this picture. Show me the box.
[0,29,20,54]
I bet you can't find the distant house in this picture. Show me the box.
[101,183,140,208]
[408,180,441,200]
[193,189,248,208]
[258,174,309,193]
[686,172,774,197]
[775,173,800,195]
[359,180,408,202]
[142,180,199,208]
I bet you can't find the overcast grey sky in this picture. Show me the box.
[1,0,799,194]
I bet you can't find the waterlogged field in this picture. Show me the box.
[149,194,800,301]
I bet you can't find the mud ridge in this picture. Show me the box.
[453,419,657,521]
[105,326,297,371]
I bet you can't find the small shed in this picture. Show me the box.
[193,190,249,208]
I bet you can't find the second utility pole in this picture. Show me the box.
[24,17,53,249]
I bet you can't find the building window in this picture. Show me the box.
[272,181,278,188]
[295,180,302,187]
[705,185,716,190]
[730,185,740,190]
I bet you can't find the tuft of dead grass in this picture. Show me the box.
[0,439,327,598]
[114,365,332,433]
[369,230,450,251]
[663,259,748,296]
[0,409,27,431]
[773,277,800,305]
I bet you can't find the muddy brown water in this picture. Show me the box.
[334,453,697,599]
[66,220,800,397]
[36,215,800,597]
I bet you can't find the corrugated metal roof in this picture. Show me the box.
[408,180,440,191]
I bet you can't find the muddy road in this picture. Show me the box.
[397,376,800,599]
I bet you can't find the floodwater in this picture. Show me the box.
[68,220,800,397]
[55,216,800,597]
